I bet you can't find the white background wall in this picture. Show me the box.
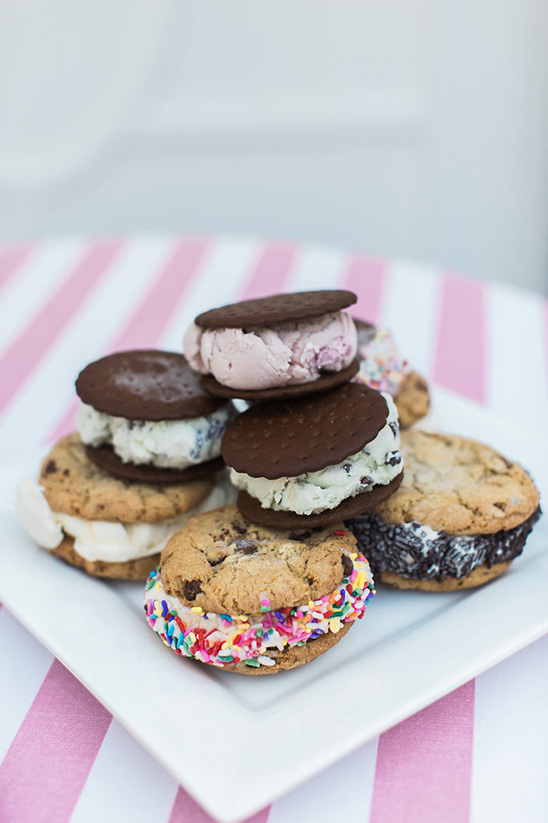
[0,0,547,292]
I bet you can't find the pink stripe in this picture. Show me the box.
[48,237,210,442]
[238,242,297,300]
[432,274,486,403]
[0,244,33,292]
[0,659,112,823]
[369,680,475,823]
[0,239,123,419]
[169,786,270,823]
[341,256,388,325]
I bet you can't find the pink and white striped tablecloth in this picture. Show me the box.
[0,235,547,823]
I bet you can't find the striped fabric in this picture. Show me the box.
[0,236,547,823]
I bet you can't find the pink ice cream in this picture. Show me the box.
[184,311,357,390]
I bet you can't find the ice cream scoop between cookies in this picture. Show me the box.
[144,505,375,673]
[347,429,541,591]
[17,434,236,579]
[184,290,359,399]
[222,383,404,527]
[75,350,233,483]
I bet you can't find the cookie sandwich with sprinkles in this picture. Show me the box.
[221,382,404,528]
[347,430,541,591]
[17,434,232,579]
[144,505,375,674]
[75,350,233,484]
[352,319,430,428]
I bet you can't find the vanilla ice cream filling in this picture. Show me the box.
[17,477,236,563]
[184,311,357,390]
[229,394,401,515]
[77,403,232,469]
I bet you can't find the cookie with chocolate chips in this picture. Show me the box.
[16,433,220,579]
[144,504,376,674]
[221,382,404,528]
[347,429,541,591]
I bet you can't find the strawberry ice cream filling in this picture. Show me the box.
[184,311,357,390]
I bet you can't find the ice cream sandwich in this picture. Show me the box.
[221,383,404,527]
[75,350,233,484]
[184,290,359,400]
[347,430,541,590]
[17,434,229,579]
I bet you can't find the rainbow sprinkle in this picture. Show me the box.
[144,553,375,669]
[354,328,408,396]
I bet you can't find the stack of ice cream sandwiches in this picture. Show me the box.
[17,287,541,676]
[17,350,237,579]
[144,289,417,673]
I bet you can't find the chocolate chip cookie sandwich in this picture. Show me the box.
[347,430,541,591]
[353,319,429,428]
[17,434,232,579]
[76,350,233,483]
[184,290,359,400]
[144,505,375,674]
[221,382,404,528]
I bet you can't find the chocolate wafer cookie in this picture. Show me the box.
[222,383,404,528]
[184,290,359,399]
[347,429,541,591]
[75,350,233,483]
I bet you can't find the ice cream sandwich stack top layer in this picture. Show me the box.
[185,290,360,400]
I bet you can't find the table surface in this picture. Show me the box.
[0,235,547,823]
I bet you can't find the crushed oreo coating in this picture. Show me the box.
[346,507,542,582]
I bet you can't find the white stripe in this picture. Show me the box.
[471,634,548,823]
[287,245,348,292]
[380,259,441,378]
[0,239,87,352]
[487,284,548,435]
[0,608,54,761]
[268,738,378,823]
[160,235,263,351]
[0,237,177,460]
[70,719,178,823]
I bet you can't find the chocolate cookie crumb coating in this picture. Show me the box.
[347,507,541,584]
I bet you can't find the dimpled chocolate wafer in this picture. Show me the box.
[84,445,224,484]
[76,350,225,420]
[222,383,390,479]
[194,290,357,329]
[199,358,359,401]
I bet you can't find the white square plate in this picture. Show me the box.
[0,387,547,823]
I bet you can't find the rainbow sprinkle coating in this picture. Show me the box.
[143,552,375,669]
[354,328,408,396]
